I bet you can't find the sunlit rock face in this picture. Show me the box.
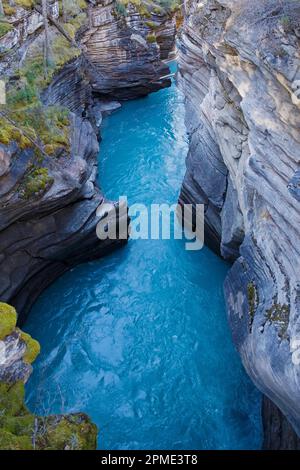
[80,0,175,99]
[178,0,300,447]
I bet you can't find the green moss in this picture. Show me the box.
[146,33,157,43]
[3,6,16,16]
[1,103,71,157]
[2,0,34,16]
[0,382,25,417]
[19,330,40,364]
[19,166,54,199]
[247,282,258,331]
[0,304,98,450]
[0,21,13,38]
[145,20,158,30]
[77,0,87,9]
[0,414,35,436]
[0,429,33,450]
[0,382,98,450]
[0,302,17,340]
[15,0,35,8]
[265,303,290,339]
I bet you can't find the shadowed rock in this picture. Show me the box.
[178,0,300,447]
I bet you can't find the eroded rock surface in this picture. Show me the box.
[0,0,175,321]
[0,302,97,450]
[178,0,300,446]
[81,0,175,99]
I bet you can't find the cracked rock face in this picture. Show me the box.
[0,112,127,323]
[178,0,300,446]
[80,0,175,99]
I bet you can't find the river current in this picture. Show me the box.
[25,69,262,450]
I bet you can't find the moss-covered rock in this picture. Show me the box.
[0,22,13,39]
[18,166,54,200]
[0,429,33,450]
[0,302,17,340]
[0,381,97,450]
[0,304,98,450]
[19,330,41,364]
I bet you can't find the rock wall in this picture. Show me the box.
[178,0,300,447]
[0,110,127,323]
[0,0,175,323]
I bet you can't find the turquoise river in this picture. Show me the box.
[25,69,262,450]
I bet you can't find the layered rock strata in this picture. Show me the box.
[80,0,175,99]
[0,0,175,450]
[178,0,300,447]
[0,0,175,322]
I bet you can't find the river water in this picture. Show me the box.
[25,69,262,450]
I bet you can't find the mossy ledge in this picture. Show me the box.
[0,302,97,450]
[247,281,259,332]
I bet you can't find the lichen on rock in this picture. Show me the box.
[0,303,17,340]
[0,302,97,450]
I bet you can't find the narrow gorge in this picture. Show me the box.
[0,0,299,451]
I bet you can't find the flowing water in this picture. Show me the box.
[25,69,262,450]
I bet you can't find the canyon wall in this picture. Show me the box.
[0,0,175,450]
[0,0,175,322]
[178,0,300,448]
[81,0,175,99]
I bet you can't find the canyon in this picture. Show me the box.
[0,0,176,449]
[0,0,175,321]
